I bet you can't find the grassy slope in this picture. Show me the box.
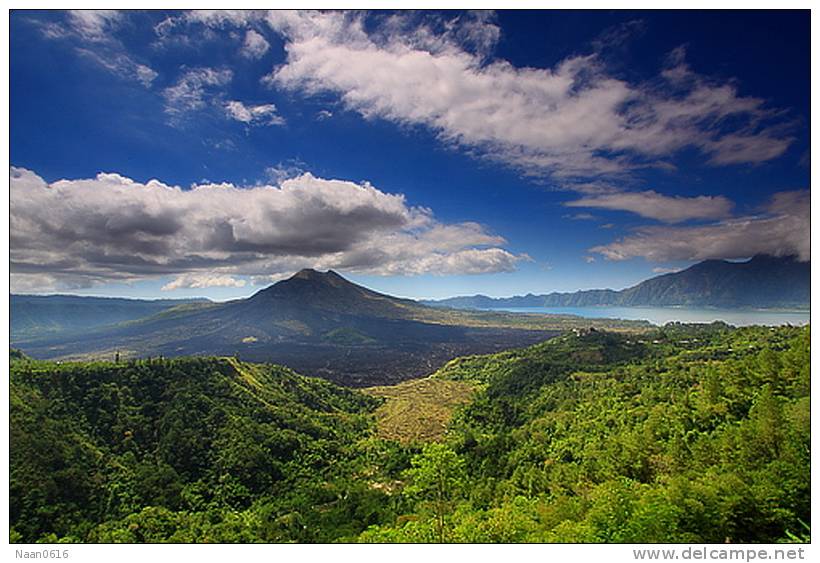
[365,378,476,444]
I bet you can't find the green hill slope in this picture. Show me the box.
[11,324,810,543]
[10,355,391,543]
[361,324,810,543]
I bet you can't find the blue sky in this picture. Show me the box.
[9,10,810,300]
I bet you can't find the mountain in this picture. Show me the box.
[10,294,210,340]
[425,255,810,310]
[14,269,647,386]
[425,289,621,309]
[616,254,810,307]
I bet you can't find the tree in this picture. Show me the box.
[404,443,466,542]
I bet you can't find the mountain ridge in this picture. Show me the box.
[424,254,810,310]
[10,294,211,340]
[14,269,647,386]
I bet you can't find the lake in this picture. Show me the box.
[489,306,810,327]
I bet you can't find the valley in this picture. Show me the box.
[10,323,810,543]
[8,8,811,550]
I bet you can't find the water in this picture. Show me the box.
[489,306,810,327]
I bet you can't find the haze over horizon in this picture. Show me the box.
[10,10,810,301]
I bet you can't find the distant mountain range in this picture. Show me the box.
[423,255,810,310]
[12,256,803,385]
[10,294,208,340]
[16,269,637,386]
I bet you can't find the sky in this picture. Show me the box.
[9,9,811,300]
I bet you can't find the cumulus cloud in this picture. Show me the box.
[163,67,233,115]
[162,273,247,291]
[264,11,792,181]
[565,190,734,223]
[240,29,270,59]
[10,166,527,291]
[589,190,809,262]
[225,100,284,126]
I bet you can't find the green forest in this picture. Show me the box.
[9,323,810,543]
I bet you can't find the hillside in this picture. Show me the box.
[10,294,209,340]
[425,254,810,310]
[361,323,811,542]
[10,354,386,543]
[365,377,476,444]
[11,269,646,386]
[11,324,810,543]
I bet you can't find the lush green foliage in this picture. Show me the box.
[10,324,810,543]
[361,324,810,543]
[10,356,403,543]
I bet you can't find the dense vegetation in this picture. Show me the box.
[10,355,398,543]
[361,324,810,542]
[10,323,810,543]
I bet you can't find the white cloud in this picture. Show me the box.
[565,190,734,223]
[264,161,306,183]
[152,10,266,50]
[163,71,284,127]
[652,267,681,274]
[225,100,284,126]
[10,273,66,293]
[316,109,333,120]
[590,190,809,262]
[451,11,501,60]
[564,212,596,221]
[162,273,247,291]
[264,11,792,181]
[135,64,159,87]
[38,11,158,89]
[163,67,233,115]
[66,10,123,42]
[240,29,270,59]
[185,10,260,28]
[10,166,527,292]
[74,47,159,88]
